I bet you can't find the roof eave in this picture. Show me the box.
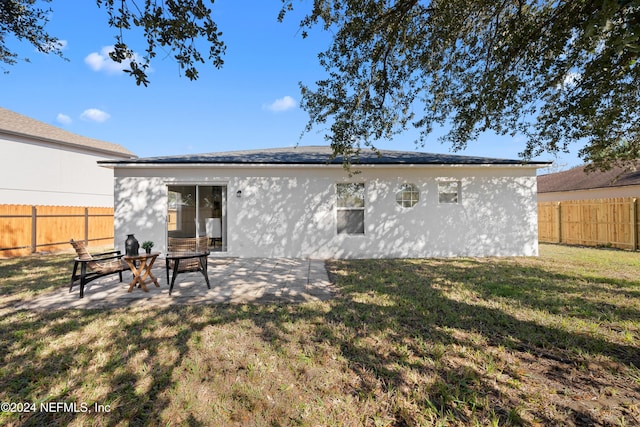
[539,183,640,193]
[98,161,549,169]
[1,129,137,159]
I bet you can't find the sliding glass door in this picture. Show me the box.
[167,184,226,251]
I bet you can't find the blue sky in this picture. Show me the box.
[2,1,582,171]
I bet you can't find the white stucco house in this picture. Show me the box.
[0,107,136,206]
[99,146,550,259]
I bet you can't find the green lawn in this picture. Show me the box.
[0,244,638,426]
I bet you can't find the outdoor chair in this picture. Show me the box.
[166,236,211,294]
[69,239,130,298]
[166,236,210,272]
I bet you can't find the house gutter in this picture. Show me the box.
[98,162,549,170]
[539,183,640,193]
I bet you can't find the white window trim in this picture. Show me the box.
[336,182,366,235]
[396,183,420,208]
[437,180,461,204]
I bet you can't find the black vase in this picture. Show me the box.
[125,234,139,256]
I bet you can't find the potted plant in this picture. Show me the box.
[141,241,154,254]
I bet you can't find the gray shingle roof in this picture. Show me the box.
[0,107,136,158]
[99,145,549,166]
[537,162,640,193]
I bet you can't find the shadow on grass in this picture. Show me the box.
[1,306,227,426]
[1,255,638,425]
[329,258,640,365]
[315,258,640,425]
[0,254,71,297]
[444,258,640,322]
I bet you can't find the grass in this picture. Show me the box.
[0,244,639,426]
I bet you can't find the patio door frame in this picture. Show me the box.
[166,183,227,252]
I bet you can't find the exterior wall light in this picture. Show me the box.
[236,190,242,198]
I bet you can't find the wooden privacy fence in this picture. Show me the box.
[538,197,640,250]
[0,205,114,257]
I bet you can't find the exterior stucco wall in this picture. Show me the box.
[1,134,119,206]
[537,185,640,202]
[112,165,539,258]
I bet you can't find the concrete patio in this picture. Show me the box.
[18,258,335,310]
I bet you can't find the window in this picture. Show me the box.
[396,183,419,208]
[438,181,461,204]
[336,183,365,234]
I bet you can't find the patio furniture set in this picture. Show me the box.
[69,238,211,298]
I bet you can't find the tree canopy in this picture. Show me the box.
[0,0,225,85]
[0,0,65,66]
[2,0,639,170]
[281,0,640,171]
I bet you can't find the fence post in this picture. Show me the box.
[555,202,562,243]
[84,208,89,246]
[632,198,638,251]
[31,206,37,253]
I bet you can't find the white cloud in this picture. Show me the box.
[264,95,297,112]
[56,113,72,125]
[80,108,111,123]
[556,71,581,90]
[84,46,139,74]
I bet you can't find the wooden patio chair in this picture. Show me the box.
[69,239,130,298]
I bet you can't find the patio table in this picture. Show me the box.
[123,252,161,293]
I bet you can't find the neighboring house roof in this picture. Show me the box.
[0,107,136,158]
[537,162,640,193]
[99,145,549,167]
